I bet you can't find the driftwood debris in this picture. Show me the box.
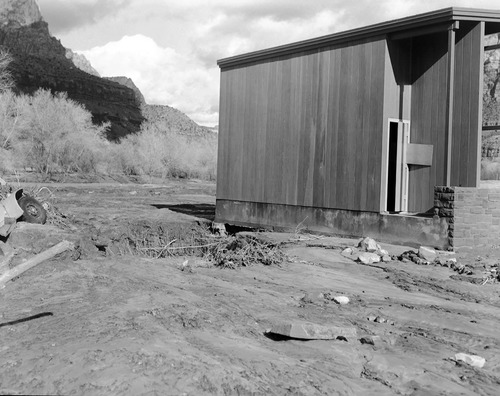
[0,240,74,288]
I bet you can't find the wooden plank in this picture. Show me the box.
[256,63,270,202]
[408,32,448,212]
[470,22,484,185]
[288,55,302,206]
[484,43,500,51]
[279,57,292,205]
[482,125,500,131]
[336,45,351,208]
[312,50,329,208]
[355,41,370,210]
[348,43,362,210]
[303,51,319,207]
[327,48,341,208]
[451,25,464,186]
[216,71,229,198]
[476,23,485,185]
[264,60,279,203]
[368,39,385,212]
[460,24,473,186]
[451,22,484,187]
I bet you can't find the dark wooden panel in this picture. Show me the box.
[408,32,448,212]
[325,49,341,207]
[367,41,385,211]
[217,38,387,213]
[451,21,483,187]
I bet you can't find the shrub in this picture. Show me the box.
[0,50,13,93]
[8,89,110,177]
[110,123,217,181]
[481,158,500,180]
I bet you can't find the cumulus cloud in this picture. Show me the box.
[39,0,500,127]
[81,35,219,126]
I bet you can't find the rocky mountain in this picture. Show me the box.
[141,104,216,138]
[106,76,145,105]
[0,0,143,140]
[0,0,41,28]
[0,0,215,141]
[65,48,100,77]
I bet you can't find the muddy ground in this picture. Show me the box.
[1,180,500,395]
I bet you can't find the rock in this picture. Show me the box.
[419,246,437,262]
[374,316,387,323]
[341,247,354,257]
[454,353,486,368]
[382,255,392,262]
[367,315,377,322]
[377,248,389,256]
[267,322,357,340]
[332,296,349,305]
[359,336,381,345]
[358,237,380,252]
[357,252,381,264]
[360,336,374,345]
[0,0,42,28]
[301,292,324,304]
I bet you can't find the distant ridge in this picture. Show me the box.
[141,104,216,138]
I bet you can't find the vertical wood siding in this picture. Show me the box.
[217,38,386,212]
[408,32,449,213]
[451,21,483,187]
[405,23,483,212]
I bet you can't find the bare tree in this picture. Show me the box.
[0,49,13,93]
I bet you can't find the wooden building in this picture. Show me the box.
[215,8,500,247]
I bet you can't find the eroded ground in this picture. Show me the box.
[1,180,500,395]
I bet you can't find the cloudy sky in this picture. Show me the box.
[37,0,500,126]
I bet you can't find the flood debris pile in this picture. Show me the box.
[205,233,285,268]
[112,223,286,269]
[342,236,500,285]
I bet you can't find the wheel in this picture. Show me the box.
[18,195,47,224]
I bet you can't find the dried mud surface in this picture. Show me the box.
[1,180,500,395]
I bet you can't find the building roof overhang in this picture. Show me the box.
[217,7,500,69]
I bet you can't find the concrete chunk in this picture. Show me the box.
[268,322,357,340]
[418,246,437,262]
[358,252,381,264]
[358,237,380,252]
[454,353,486,368]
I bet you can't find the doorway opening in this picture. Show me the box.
[385,120,409,212]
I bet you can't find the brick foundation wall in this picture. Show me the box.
[435,186,500,249]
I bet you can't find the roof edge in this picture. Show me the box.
[218,7,500,69]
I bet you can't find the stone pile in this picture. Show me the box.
[341,237,391,264]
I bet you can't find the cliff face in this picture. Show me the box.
[0,2,143,140]
[106,76,145,105]
[0,0,42,28]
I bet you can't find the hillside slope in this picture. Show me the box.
[142,104,216,138]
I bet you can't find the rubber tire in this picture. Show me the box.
[18,195,47,224]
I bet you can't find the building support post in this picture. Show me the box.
[445,22,459,186]
[476,22,485,186]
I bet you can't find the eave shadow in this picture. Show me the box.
[152,203,216,221]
